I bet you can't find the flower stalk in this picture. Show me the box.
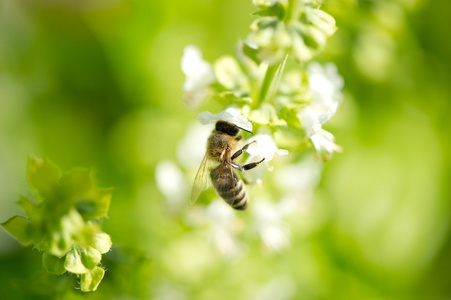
[285,0,301,24]
[254,52,289,109]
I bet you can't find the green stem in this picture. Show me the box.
[251,0,299,109]
[252,52,289,109]
[285,0,301,24]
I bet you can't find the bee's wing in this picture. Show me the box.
[190,153,214,204]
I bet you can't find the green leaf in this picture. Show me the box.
[17,196,39,220]
[80,246,102,270]
[279,104,304,128]
[1,216,33,245]
[76,188,112,220]
[60,170,94,199]
[80,266,105,292]
[93,232,112,254]
[27,157,60,196]
[242,42,261,65]
[213,92,252,107]
[43,252,67,275]
[64,247,90,274]
[252,2,286,20]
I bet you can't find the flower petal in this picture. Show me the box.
[246,134,288,162]
[197,107,253,132]
[310,129,342,160]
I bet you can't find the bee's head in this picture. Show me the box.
[215,120,254,136]
[215,121,239,136]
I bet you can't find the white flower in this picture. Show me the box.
[246,134,288,162]
[155,160,188,208]
[197,107,253,132]
[298,62,344,158]
[298,62,343,136]
[244,134,288,184]
[298,102,336,137]
[310,128,342,160]
[181,45,215,108]
[308,61,344,108]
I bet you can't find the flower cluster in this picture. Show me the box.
[169,0,344,255]
[181,0,343,159]
[1,157,112,292]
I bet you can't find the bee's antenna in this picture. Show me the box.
[237,126,254,135]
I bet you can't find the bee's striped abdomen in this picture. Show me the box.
[210,166,248,210]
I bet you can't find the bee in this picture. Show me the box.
[191,120,265,210]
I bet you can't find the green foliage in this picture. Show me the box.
[80,266,105,292]
[42,252,66,275]
[2,216,33,246]
[1,157,112,292]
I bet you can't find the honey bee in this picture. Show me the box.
[191,120,265,210]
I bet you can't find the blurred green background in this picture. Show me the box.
[1,0,451,299]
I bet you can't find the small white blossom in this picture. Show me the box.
[310,128,342,160]
[197,107,253,132]
[181,45,215,108]
[308,61,344,108]
[244,134,288,184]
[298,61,343,136]
[298,62,343,158]
[298,103,335,137]
[246,134,288,162]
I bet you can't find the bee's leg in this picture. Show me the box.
[228,158,265,171]
[242,158,265,170]
[231,141,256,160]
[229,162,244,171]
